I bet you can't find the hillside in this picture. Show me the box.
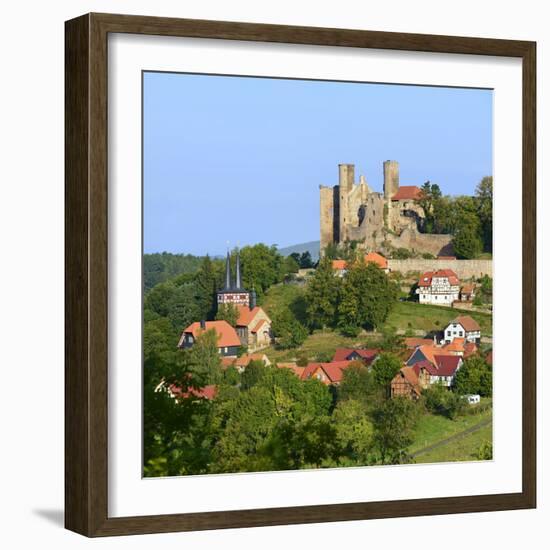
[278,240,320,262]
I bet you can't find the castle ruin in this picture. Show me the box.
[319,160,453,257]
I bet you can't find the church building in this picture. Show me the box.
[218,250,273,352]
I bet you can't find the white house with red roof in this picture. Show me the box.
[416,269,460,306]
[443,315,481,344]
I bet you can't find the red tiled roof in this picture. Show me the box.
[418,269,460,287]
[391,186,422,201]
[332,348,379,363]
[236,305,262,327]
[408,344,453,367]
[364,252,388,269]
[169,384,218,401]
[332,253,387,272]
[452,315,481,332]
[401,366,421,393]
[276,363,305,377]
[301,360,353,384]
[411,359,434,376]
[464,342,478,358]
[443,337,465,353]
[433,355,462,376]
[222,353,269,369]
[182,320,241,348]
[251,319,267,333]
[404,337,434,349]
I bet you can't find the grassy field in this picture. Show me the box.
[263,330,364,363]
[414,421,493,464]
[409,405,493,454]
[383,301,493,337]
[260,283,307,322]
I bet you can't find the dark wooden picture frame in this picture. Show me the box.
[65,12,536,537]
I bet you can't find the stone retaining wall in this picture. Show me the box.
[387,259,492,279]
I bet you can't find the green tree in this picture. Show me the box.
[371,353,402,388]
[186,329,223,385]
[215,303,240,326]
[299,251,314,268]
[305,257,341,329]
[195,255,220,320]
[332,399,375,464]
[338,362,381,407]
[241,360,266,390]
[167,282,202,331]
[424,383,466,419]
[271,310,308,349]
[453,355,492,397]
[475,176,493,252]
[372,397,418,464]
[417,181,442,233]
[239,244,284,298]
[452,215,483,259]
[283,255,300,275]
[338,261,397,332]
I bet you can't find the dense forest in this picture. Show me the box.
[144,252,206,291]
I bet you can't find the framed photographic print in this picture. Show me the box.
[65,13,536,537]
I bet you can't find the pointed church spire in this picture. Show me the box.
[235,248,242,290]
[224,250,232,290]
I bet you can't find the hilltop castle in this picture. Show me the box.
[319,160,453,257]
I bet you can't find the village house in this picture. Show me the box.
[416,269,460,306]
[166,383,218,402]
[235,305,272,352]
[390,365,430,400]
[221,353,271,372]
[332,347,379,366]
[300,360,354,385]
[405,344,463,387]
[441,338,478,358]
[443,315,481,345]
[407,355,463,388]
[459,282,476,302]
[332,252,389,277]
[178,320,241,358]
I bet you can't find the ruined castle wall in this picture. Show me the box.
[388,228,454,257]
[319,185,335,253]
[388,258,493,279]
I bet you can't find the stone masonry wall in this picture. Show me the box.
[387,258,493,279]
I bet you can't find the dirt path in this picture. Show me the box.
[410,417,492,458]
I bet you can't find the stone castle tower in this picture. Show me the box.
[319,160,453,257]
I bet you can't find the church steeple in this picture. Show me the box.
[224,250,232,290]
[235,249,242,290]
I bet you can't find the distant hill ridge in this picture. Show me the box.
[278,241,320,262]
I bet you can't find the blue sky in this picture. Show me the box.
[143,72,492,256]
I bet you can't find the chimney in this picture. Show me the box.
[200,319,206,330]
